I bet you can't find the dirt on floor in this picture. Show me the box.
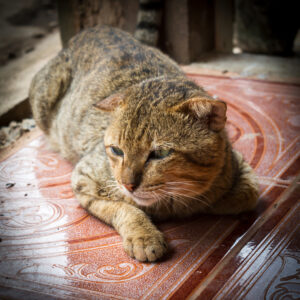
[0,118,36,149]
[0,0,57,66]
[0,0,58,149]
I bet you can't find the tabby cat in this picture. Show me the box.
[29,25,259,262]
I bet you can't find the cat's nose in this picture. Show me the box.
[123,183,136,192]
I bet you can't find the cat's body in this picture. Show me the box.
[30,26,258,262]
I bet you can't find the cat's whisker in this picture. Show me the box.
[192,197,211,207]
[165,180,205,185]
[170,195,189,209]
[158,189,189,209]
[165,185,201,195]
[105,184,118,189]
[104,183,118,187]
[170,196,189,209]
[163,188,210,207]
[172,189,206,201]
[108,186,119,191]
[106,180,117,184]
[151,191,163,209]
[157,190,173,212]
[152,189,168,203]
[166,186,200,194]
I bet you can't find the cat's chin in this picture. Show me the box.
[120,186,158,206]
[132,196,157,207]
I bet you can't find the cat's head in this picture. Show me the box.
[94,78,227,208]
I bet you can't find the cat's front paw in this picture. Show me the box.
[123,231,167,262]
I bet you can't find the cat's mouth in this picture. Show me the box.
[120,185,159,206]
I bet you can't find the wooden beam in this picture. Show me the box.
[214,0,234,53]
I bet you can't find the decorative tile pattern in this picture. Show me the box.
[0,75,299,299]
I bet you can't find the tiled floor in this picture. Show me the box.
[0,74,299,299]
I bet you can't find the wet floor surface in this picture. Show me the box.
[0,74,299,299]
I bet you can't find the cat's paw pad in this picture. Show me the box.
[123,232,167,262]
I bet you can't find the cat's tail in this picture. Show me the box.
[134,0,163,46]
[29,49,72,133]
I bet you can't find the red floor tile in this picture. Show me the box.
[0,74,299,299]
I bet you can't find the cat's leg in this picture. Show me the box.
[71,155,168,262]
[210,151,259,215]
[29,49,72,133]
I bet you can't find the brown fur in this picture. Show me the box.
[29,26,259,262]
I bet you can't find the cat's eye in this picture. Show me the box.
[110,146,124,156]
[148,149,173,161]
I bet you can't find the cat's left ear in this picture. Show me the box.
[172,97,227,131]
[93,93,124,112]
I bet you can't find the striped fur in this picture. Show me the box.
[29,26,259,262]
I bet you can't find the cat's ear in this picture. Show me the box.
[172,98,227,131]
[93,93,124,112]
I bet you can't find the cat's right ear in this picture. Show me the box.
[93,93,124,112]
[171,97,227,132]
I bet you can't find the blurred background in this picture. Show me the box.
[0,0,299,147]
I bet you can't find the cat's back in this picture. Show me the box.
[68,26,138,69]
[32,25,184,162]
[67,25,181,79]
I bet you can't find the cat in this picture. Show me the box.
[29,25,259,262]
